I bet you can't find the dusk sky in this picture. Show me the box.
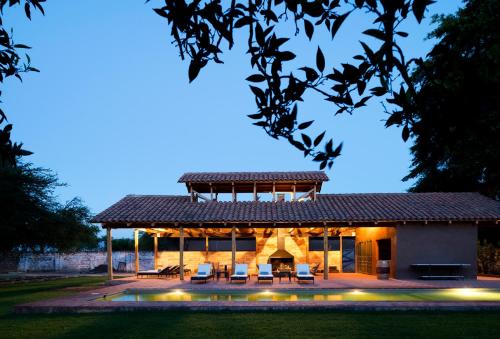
[4,0,461,238]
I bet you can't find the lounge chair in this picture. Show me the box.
[137,266,171,278]
[167,265,180,277]
[310,263,320,276]
[190,263,214,283]
[296,264,315,284]
[257,264,274,284]
[230,264,249,283]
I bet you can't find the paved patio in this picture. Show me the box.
[14,274,500,313]
[119,273,500,290]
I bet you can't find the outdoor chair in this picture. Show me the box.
[296,264,315,284]
[137,266,171,279]
[190,263,214,283]
[257,264,274,284]
[164,265,178,277]
[230,264,250,283]
[310,263,320,276]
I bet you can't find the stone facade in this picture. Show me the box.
[157,230,341,274]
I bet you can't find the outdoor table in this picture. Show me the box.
[216,270,229,281]
[275,270,294,283]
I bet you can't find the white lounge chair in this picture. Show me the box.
[257,264,274,284]
[296,264,315,284]
[190,263,214,283]
[230,264,249,283]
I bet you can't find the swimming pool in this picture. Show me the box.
[101,288,500,302]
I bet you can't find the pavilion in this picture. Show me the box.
[92,171,500,281]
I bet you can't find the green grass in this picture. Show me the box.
[1,277,500,338]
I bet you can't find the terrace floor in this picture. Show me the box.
[116,273,500,290]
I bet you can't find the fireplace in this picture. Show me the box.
[268,249,294,272]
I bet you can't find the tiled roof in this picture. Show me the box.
[92,192,500,224]
[178,171,329,183]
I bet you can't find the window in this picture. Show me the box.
[309,236,340,251]
[158,238,179,251]
[184,238,206,251]
[208,237,256,251]
[157,238,206,251]
[236,238,256,251]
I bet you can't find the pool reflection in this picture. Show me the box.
[103,288,500,303]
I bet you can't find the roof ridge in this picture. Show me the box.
[126,194,189,198]
[317,192,483,196]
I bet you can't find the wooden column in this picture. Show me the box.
[292,182,296,201]
[189,183,194,202]
[305,230,310,263]
[313,183,317,201]
[231,226,236,274]
[272,182,276,202]
[153,234,158,270]
[134,229,139,273]
[205,234,209,259]
[253,182,257,201]
[209,183,214,201]
[339,234,343,273]
[179,226,184,280]
[106,227,113,281]
[232,182,236,202]
[323,225,328,280]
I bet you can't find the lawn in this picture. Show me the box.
[1,277,500,338]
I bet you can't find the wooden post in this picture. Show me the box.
[313,183,317,201]
[305,226,309,264]
[232,182,236,202]
[292,182,296,201]
[253,182,257,201]
[272,182,276,202]
[134,229,139,273]
[189,183,194,202]
[323,225,328,280]
[106,227,113,281]
[339,234,343,273]
[205,234,209,259]
[153,234,158,270]
[179,226,184,280]
[231,226,236,274]
[209,183,214,201]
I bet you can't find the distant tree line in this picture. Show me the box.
[0,163,99,253]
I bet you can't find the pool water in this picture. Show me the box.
[101,288,500,302]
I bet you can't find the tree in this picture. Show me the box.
[101,233,154,251]
[148,0,437,169]
[404,0,500,199]
[0,163,99,253]
[0,0,45,166]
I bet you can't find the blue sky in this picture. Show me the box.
[3,1,462,238]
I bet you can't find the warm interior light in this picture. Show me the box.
[262,290,273,295]
[172,289,184,295]
[350,289,364,295]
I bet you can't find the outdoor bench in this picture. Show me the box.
[410,264,470,280]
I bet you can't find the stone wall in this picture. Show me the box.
[0,253,20,273]
[156,230,340,274]
[17,251,153,273]
[15,231,342,274]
